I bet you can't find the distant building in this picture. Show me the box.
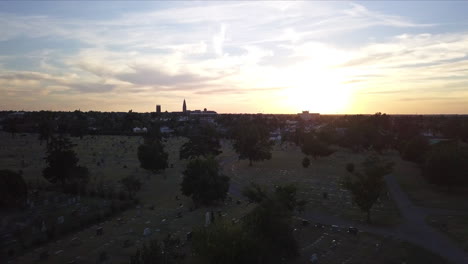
[298,111,319,121]
[156,105,161,113]
[133,127,147,133]
[183,99,187,113]
[160,126,174,134]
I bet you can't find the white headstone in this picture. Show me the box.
[309,253,318,263]
[205,212,211,227]
[143,228,151,237]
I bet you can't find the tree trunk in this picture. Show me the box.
[249,158,252,166]
[366,210,371,224]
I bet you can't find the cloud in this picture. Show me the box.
[0,2,467,113]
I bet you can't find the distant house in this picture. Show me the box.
[298,111,319,121]
[269,128,282,142]
[133,127,147,133]
[160,126,174,134]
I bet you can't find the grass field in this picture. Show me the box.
[427,215,468,252]
[1,132,454,264]
[293,220,449,264]
[225,142,401,226]
[390,154,468,211]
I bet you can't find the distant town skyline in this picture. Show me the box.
[1,1,468,114]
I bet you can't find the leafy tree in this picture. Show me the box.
[242,183,267,203]
[120,175,141,198]
[233,122,272,166]
[422,141,468,188]
[0,170,28,209]
[137,137,168,173]
[180,125,221,159]
[70,110,88,139]
[192,221,258,264]
[301,133,334,159]
[243,183,306,213]
[181,157,229,205]
[343,155,393,223]
[38,119,54,145]
[302,156,310,168]
[43,136,89,191]
[193,184,302,264]
[400,135,430,163]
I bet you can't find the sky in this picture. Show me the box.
[1,1,468,114]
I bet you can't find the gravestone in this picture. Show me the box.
[348,227,358,235]
[309,253,318,263]
[41,221,47,232]
[205,212,211,227]
[96,227,103,236]
[57,216,64,225]
[143,228,151,237]
[186,232,192,241]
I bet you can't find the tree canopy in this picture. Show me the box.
[233,122,272,166]
[301,133,334,159]
[42,135,89,192]
[137,136,168,173]
[0,170,28,209]
[181,157,230,205]
[343,155,393,223]
[180,125,221,159]
[192,183,303,264]
[422,141,468,188]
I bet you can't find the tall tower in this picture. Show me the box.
[156,105,161,113]
[183,99,187,113]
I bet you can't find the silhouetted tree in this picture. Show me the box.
[301,133,334,159]
[343,155,393,223]
[233,122,272,166]
[422,141,468,188]
[137,137,168,173]
[120,175,141,198]
[181,157,229,205]
[193,183,301,264]
[180,125,221,159]
[400,135,430,163]
[38,119,54,145]
[0,170,28,209]
[43,135,89,192]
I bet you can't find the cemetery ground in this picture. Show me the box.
[390,155,468,252]
[0,132,464,263]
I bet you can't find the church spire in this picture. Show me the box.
[183,99,187,113]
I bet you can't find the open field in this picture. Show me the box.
[1,132,461,263]
[390,154,468,211]
[427,215,468,252]
[224,142,401,226]
[292,221,449,264]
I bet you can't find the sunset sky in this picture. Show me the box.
[1,1,468,114]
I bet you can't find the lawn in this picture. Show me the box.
[224,142,401,226]
[1,133,449,264]
[427,214,468,252]
[390,153,468,211]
